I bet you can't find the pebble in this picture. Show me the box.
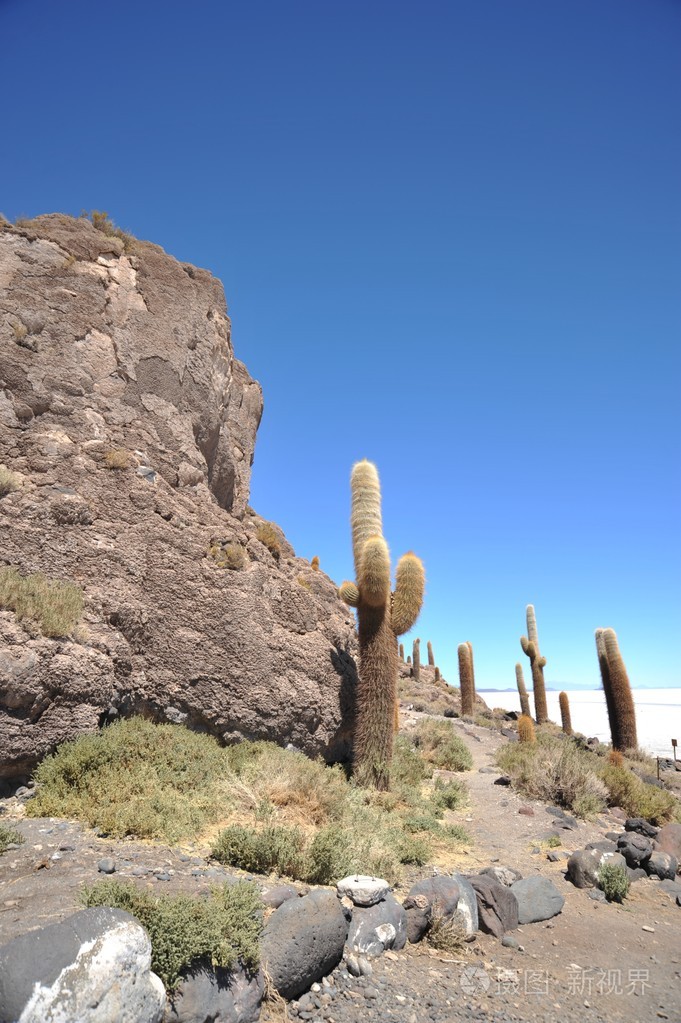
[97,857,115,874]
[642,925,655,932]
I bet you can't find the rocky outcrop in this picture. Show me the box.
[0,215,357,779]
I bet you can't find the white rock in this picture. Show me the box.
[336,875,390,907]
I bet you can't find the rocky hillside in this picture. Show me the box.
[0,214,357,780]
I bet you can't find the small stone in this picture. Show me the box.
[518,806,535,816]
[155,871,171,881]
[357,956,372,977]
[364,986,379,999]
[501,935,523,951]
[97,857,115,874]
[642,925,655,933]
[336,875,390,907]
[58,844,75,852]
[346,954,361,977]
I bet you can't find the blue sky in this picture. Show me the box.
[1,0,679,690]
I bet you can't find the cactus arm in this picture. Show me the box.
[526,604,539,647]
[339,581,360,607]
[520,635,530,655]
[391,552,425,636]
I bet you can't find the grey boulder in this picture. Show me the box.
[346,893,407,956]
[165,964,264,1023]
[566,849,601,889]
[261,890,348,1000]
[510,876,565,924]
[625,818,659,838]
[403,877,460,916]
[646,851,678,881]
[451,873,479,938]
[0,907,165,1023]
[617,833,653,869]
[469,875,519,938]
[479,865,521,887]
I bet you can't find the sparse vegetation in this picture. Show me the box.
[296,575,311,590]
[256,522,281,559]
[103,448,131,470]
[598,863,630,903]
[412,719,473,772]
[11,321,28,341]
[600,763,679,825]
[0,823,24,854]
[0,566,84,637]
[518,714,536,744]
[427,908,468,952]
[86,210,136,252]
[208,542,247,570]
[311,555,320,571]
[82,878,262,991]
[0,466,21,497]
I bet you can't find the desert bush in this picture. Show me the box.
[395,832,432,865]
[255,522,281,559]
[0,466,20,497]
[440,823,472,843]
[600,764,679,825]
[82,878,261,991]
[431,777,467,812]
[87,210,136,252]
[0,823,24,854]
[0,566,83,637]
[597,863,630,903]
[391,735,432,789]
[27,717,230,843]
[11,321,28,341]
[496,733,607,818]
[208,542,247,570]
[103,448,131,470]
[212,825,307,879]
[413,720,473,772]
[427,908,468,952]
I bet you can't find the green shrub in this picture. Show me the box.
[413,720,473,772]
[431,778,467,812]
[0,823,24,854]
[600,764,679,825]
[391,735,432,789]
[403,811,442,833]
[0,566,84,637]
[496,733,607,818]
[0,466,20,497]
[27,717,230,843]
[440,823,472,844]
[598,863,630,903]
[255,522,281,559]
[212,825,307,879]
[81,878,261,991]
[396,832,432,865]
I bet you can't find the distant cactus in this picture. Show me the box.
[559,691,572,735]
[311,555,320,571]
[338,460,425,789]
[520,604,549,724]
[595,628,637,752]
[515,663,531,718]
[427,641,435,666]
[458,642,475,717]
[413,638,421,683]
[518,714,536,744]
[399,643,404,661]
[407,655,411,665]
[434,667,440,682]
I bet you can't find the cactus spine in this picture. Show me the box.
[559,691,572,735]
[427,641,435,666]
[412,638,421,683]
[458,642,475,717]
[518,714,536,744]
[515,663,531,718]
[339,460,425,789]
[595,628,637,752]
[520,604,549,724]
[399,643,404,661]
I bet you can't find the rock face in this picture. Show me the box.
[0,906,165,1023]
[0,215,357,779]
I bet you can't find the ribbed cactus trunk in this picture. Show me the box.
[339,461,425,789]
[412,639,421,682]
[595,628,637,752]
[427,641,435,666]
[520,604,549,724]
[559,691,572,735]
[458,642,475,717]
[515,663,531,719]
[518,714,536,744]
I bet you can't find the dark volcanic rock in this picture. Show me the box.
[470,874,519,937]
[166,963,264,1023]
[0,215,357,777]
[346,893,407,955]
[510,876,565,924]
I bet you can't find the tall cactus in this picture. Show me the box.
[458,642,475,717]
[515,663,531,719]
[339,460,425,789]
[559,691,572,735]
[412,638,421,682]
[595,628,637,752]
[427,641,435,666]
[520,604,549,724]
[399,643,404,661]
[434,666,440,682]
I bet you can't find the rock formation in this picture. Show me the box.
[0,214,356,779]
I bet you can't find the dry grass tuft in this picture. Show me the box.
[0,566,83,637]
[256,522,282,559]
[103,448,131,470]
[0,466,21,497]
[208,542,247,570]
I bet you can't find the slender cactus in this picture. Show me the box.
[399,643,404,661]
[520,604,549,723]
[559,691,572,735]
[434,667,440,682]
[427,640,435,666]
[407,655,411,665]
[412,638,421,683]
[595,628,637,752]
[311,555,320,571]
[339,461,425,789]
[518,714,536,744]
[458,642,475,717]
[515,663,531,718]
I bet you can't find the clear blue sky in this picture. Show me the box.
[2,0,679,690]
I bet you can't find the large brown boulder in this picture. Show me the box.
[0,215,357,779]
